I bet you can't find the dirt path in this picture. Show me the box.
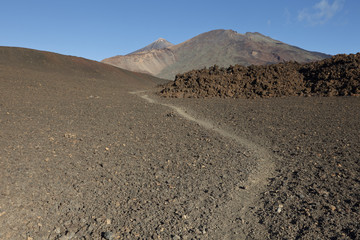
[131,91,275,239]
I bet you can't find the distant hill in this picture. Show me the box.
[102,29,331,80]
[0,46,165,89]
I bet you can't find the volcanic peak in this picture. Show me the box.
[128,38,174,55]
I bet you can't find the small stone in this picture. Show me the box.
[58,235,67,240]
[87,225,94,232]
[64,220,71,226]
[329,205,336,211]
[319,189,329,197]
[277,204,283,213]
[59,231,75,240]
[106,218,111,225]
[182,235,189,240]
[101,231,113,240]
[172,234,181,240]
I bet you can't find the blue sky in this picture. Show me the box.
[1,0,359,61]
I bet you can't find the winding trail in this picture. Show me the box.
[130,91,275,238]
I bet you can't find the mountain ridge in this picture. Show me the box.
[102,29,331,79]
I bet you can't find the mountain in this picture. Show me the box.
[102,29,331,80]
[128,38,174,55]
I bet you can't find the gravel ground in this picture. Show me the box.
[1,66,268,239]
[162,95,360,239]
[1,51,359,239]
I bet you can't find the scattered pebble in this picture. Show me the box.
[101,231,113,240]
[172,234,181,240]
[59,231,75,240]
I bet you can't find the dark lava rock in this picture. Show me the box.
[159,53,360,98]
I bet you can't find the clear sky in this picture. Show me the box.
[1,0,359,61]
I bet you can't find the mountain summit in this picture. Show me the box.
[102,29,330,79]
[128,38,174,55]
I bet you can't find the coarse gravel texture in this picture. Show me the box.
[162,95,360,239]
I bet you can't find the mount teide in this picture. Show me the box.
[102,29,330,80]
[128,38,174,55]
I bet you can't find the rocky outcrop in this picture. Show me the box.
[159,53,360,98]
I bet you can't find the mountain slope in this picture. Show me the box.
[102,29,330,80]
[0,46,166,89]
[102,48,176,76]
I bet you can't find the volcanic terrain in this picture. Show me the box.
[0,47,359,240]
